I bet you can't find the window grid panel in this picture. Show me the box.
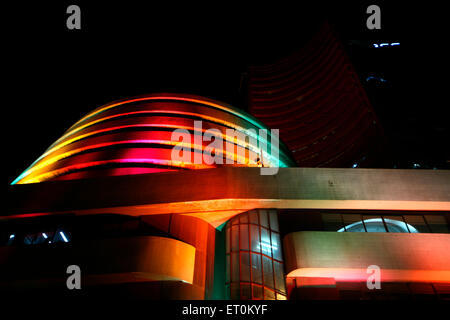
[274,260,286,294]
[359,215,368,232]
[231,252,239,283]
[262,255,274,290]
[240,252,251,282]
[362,215,385,232]
[250,224,261,253]
[267,218,278,294]
[333,213,449,234]
[271,231,282,261]
[230,283,239,300]
[231,224,239,251]
[269,210,279,232]
[383,215,410,233]
[251,253,262,284]
[247,223,253,295]
[241,283,251,300]
[381,216,390,233]
[258,212,266,298]
[252,284,263,299]
[240,212,249,224]
[260,227,272,258]
[402,215,412,233]
[225,209,286,300]
[342,214,363,232]
[239,224,249,251]
[403,215,430,233]
[249,210,259,224]
[259,210,269,228]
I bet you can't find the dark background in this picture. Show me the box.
[2,1,448,191]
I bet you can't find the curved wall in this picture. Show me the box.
[283,231,450,283]
[0,236,196,287]
[13,93,295,184]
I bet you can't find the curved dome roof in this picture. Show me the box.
[13,93,296,184]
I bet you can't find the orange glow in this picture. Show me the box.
[16,126,263,183]
[17,140,254,184]
[23,158,213,184]
[287,268,450,284]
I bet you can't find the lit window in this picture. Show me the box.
[33,232,51,244]
[23,234,35,245]
[225,209,286,300]
[338,218,417,233]
[7,234,15,246]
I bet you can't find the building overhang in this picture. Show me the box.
[284,231,450,284]
[0,236,196,288]
[5,167,450,227]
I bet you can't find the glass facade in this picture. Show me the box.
[321,213,449,233]
[225,209,286,300]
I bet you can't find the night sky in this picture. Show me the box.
[3,2,448,192]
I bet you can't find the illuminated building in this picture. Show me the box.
[2,92,450,300]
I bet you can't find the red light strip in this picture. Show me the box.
[15,126,262,184]
[20,140,253,184]
[13,94,295,184]
[26,158,214,183]
[35,110,268,166]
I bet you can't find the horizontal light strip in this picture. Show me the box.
[51,96,269,153]
[14,112,289,184]
[70,95,267,134]
[13,94,296,185]
[14,124,282,184]
[25,158,216,184]
[338,218,418,233]
[59,231,69,243]
[373,42,400,48]
[17,140,254,184]
[53,110,270,155]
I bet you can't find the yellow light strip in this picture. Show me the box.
[19,141,253,184]
[15,124,266,183]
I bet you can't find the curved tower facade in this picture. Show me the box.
[248,23,385,168]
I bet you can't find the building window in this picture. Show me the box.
[337,218,416,233]
[225,209,286,300]
[0,229,71,246]
[322,213,449,233]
